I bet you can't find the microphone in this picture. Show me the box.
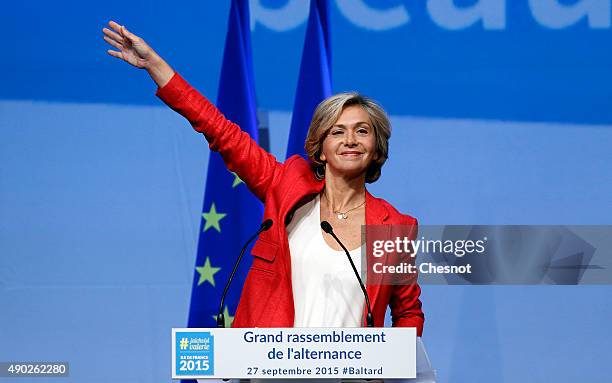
[320,220,374,327]
[216,219,273,328]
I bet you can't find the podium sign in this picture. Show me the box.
[172,327,416,380]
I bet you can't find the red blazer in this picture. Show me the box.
[158,73,424,336]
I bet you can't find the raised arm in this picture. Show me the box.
[156,73,282,201]
[103,21,282,200]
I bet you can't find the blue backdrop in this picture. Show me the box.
[1,1,611,382]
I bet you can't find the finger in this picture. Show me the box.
[120,25,139,43]
[108,20,123,34]
[103,35,123,50]
[107,49,124,60]
[102,27,125,45]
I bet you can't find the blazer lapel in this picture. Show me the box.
[285,173,390,326]
[364,189,389,324]
[280,170,324,277]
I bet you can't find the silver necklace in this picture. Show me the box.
[333,200,365,220]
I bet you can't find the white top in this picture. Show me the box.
[287,195,365,327]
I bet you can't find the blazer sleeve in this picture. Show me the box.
[389,216,425,336]
[156,72,282,201]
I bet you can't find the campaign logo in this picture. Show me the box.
[175,332,214,376]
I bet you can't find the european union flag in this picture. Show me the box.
[286,0,333,159]
[185,0,262,332]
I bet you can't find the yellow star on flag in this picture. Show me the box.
[231,172,244,188]
[212,306,235,327]
[195,257,221,287]
[202,202,227,232]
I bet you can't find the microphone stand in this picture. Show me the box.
[321,221,374,327]
[216,219,273,328]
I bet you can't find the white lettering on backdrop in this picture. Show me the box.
[250,0,610,31]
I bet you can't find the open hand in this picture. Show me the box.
[102,21,174,87]
[103,21,156,69]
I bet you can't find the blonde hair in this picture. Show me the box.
[304,92,391,183]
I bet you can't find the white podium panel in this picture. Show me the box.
[173,327,416,380]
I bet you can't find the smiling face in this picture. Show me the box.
[320,105,378,180]
[305,92,391,183]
